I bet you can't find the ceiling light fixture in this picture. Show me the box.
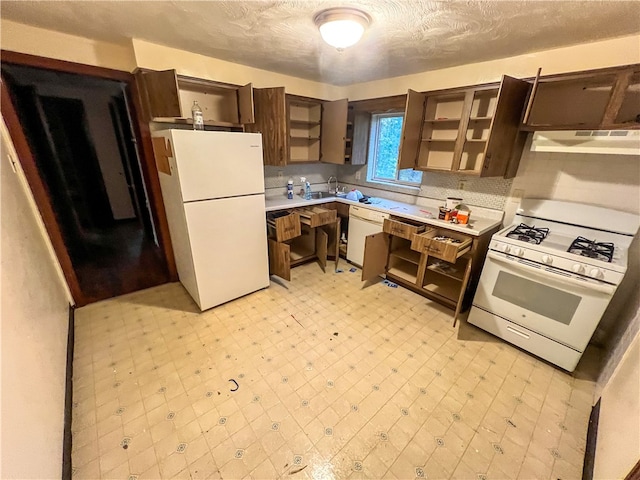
[314,7,371,50]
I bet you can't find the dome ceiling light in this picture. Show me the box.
[313,7,371,50]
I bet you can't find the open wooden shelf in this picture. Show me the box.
[290,136,320,141]
[427,260,465,281]
[390,248,421,265]
[424,118,461,124]
[422,272,460,303]
[289,119,321,127]
[387,262,418,284]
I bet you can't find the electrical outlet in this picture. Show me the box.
[355,171,361,180]
[457,180,467,190]
[277,170,284,182]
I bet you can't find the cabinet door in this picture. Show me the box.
[237,83,255,124]
[361,232,390,282]
[316,228,328,272]
[248,87,288,166]
[482,76,530,177]
[268,239,291,281]
[320,98,349,164]
[351,111,371,165]
[397,89,426,170]
[322,219,341,268]
[142,69,181,118]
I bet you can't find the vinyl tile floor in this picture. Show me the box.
[71,263,597,479]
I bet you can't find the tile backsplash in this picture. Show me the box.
[264,141,640,220]
[264,164,338,197]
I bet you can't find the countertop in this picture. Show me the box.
[264,194,503,237]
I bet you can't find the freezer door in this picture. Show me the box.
[184,194,269,310]
[169,130,265,202]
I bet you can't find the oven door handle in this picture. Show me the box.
[487,251,616,295]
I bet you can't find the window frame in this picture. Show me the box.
[366,112,422,188]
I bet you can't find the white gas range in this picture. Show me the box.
[468,199,639,372]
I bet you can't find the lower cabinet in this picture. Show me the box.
[267,206,340,280]
[361,217,477,324]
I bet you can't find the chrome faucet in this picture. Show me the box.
[328,176,338,194]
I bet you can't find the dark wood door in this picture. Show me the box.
[246,87,288,166]
[1,58,173,306]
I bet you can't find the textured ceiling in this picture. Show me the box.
[2,1,640,85]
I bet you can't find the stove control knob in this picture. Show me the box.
[499,244,511,253]
[572,264,585,274]
[588,268,604,279]
[512,247,524,257]
[542,255,553,264]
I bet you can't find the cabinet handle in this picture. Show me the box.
[506,326,530,339]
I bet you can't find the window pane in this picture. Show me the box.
[374,116,404,180]
[398,168,422,184]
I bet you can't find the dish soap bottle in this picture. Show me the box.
[287,178,294,199]
[304,180,312,200]
[191,101,204,130]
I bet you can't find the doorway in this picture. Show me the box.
[2,60,173,305]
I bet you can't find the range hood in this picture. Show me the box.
[531,130,640,155]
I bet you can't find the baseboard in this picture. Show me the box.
[62,304,75,480]
[582,398,601,480]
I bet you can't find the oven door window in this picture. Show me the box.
[491,271,581,325]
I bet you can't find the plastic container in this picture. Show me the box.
[191,101,204,130]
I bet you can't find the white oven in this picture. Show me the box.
[467,199,638,372]
[472,251,616,351]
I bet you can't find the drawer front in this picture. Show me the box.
[467,306,581,372]
[295,207,337,228]
[383,218,426,240]
[267,212,301,242]
[411,230,472,263]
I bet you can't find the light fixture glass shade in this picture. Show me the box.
[314,8,370,50]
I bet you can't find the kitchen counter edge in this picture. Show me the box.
[264,196,503,237]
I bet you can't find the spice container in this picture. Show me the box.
[445,197,463,210]
[457,209,470,225]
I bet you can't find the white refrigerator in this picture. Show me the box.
[154,129,269,310]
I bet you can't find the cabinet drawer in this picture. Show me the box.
[295,206,337,228]
[383,217,427,240]
[267,211,301,242]
[411,229,472,263]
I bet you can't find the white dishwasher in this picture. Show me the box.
[346,205,390,267]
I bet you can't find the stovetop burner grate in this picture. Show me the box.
[567,236,614,263]
[506,223,550,245]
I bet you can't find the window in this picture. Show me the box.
[367,113,422,186]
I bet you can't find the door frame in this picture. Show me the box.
[1,50,178,306]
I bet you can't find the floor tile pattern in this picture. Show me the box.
[72,263,596,479]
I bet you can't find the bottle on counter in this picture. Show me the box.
[287,178,294,199]
[304,181,312,200]
[191,101,204,130]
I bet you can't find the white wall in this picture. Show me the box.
[0,121,71,478]
[345,34,640,100]
[0,19,137,72]
[131,39,346,100]
[594,329,640,480]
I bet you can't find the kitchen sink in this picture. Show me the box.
[300,191,336,199]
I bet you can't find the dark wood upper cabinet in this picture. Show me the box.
[248,87,350,166]
[245,87,288,166]
[320,98,349,164]
[398,76,530,178]
[350,110,371,166]
[138,69,254,128]
[523,65,640,130]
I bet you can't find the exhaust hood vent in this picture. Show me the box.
[531,130,640,155]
